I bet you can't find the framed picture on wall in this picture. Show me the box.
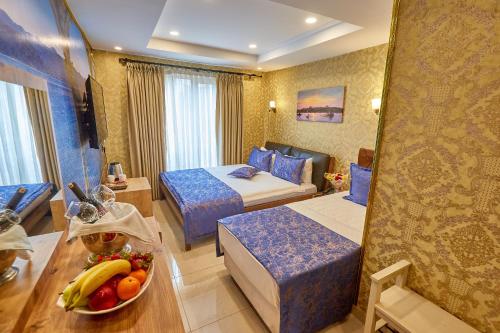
[297,86,345,123]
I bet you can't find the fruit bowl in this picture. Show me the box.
[57,252,154,315]
[56,263,153,315]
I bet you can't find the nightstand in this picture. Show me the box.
[113,177,153,217]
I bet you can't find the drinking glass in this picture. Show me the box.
[91,185,123,218]
[64,201,99,224]
[0,209,21,233]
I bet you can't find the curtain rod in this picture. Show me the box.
[118,58,262,78]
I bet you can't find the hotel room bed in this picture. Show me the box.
[160,141,333,250]
[216,148,374,333]
[0,182,54,233]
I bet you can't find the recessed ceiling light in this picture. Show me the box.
[305,17,317,24]
[249,44,257,49]
[114,46,122,51]
[170,31,180,36]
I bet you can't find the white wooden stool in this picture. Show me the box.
[364,260,480,333]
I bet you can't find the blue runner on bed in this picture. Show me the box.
[217,206,361,333]
[0,183,52,214]
[160,169,244,244]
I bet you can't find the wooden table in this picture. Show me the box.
[0,232,62,333]
[4,218,184,333]
[114,178,153,217]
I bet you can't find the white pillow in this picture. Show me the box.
[301,158,313,184]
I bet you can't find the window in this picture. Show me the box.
[0,81,42,185]
[164,72,218,171]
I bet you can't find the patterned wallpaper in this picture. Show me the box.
[92,51,265,175]
[359,1,499,332]
[262,44,388,171]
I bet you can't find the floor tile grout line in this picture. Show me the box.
[190,308,249,332]
[171,261,225,279]
[170,277,192,333]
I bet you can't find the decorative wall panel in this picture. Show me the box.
[359,1,499,332]
[263,44,388,171]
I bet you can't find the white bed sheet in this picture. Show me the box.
[218,192,366,333]
[205,164,317,207]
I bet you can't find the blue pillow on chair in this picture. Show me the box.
[344,163,372,206]
[228,166,259,179]
[247,147,274,172]
[271,151,306,185]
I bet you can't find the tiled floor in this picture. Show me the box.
[154,200,364,333]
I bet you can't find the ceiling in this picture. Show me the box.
[66,0,393,71]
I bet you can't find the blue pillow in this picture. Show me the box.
[228,166,259,179]
[247,147,274,172]
[344,163,372,206]
[271,151,306,185]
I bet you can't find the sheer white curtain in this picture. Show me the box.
[0,81,42,185]
[164,71,218,171]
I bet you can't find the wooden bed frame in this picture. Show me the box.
[20,198,52,235]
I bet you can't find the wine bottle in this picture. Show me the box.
[67,182,108,217]
[5,187,27,210]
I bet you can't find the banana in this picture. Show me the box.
[63,261,109,309]
[68,259,131,309]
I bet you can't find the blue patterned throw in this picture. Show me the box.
[161,169,244,244]
[0,183,53,214]
[217,206,361,333]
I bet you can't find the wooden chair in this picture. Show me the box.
[364,260,480,333]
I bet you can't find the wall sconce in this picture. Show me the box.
[371,98,381,115]
[269,100,276,113]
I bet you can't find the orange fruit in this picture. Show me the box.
[129,269,147,285]
[116,276,141,300]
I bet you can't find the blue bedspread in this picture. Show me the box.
[217,206,361,333]
[160,169,244,244]
[0,183,52,214]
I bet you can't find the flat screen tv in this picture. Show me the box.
[84,76,108,149]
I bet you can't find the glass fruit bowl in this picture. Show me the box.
[0,249,18,285]
[80,232,130,255]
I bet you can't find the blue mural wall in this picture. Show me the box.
[0,0,103,203]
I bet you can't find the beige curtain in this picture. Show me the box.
[24,87,62,189]
[216,74,243,165]
[126,63,166,200]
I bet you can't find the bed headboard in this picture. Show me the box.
[264,141,331,191]
[358,148,375,168]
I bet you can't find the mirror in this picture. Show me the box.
[0,78,58,236]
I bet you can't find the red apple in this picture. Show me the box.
[88,284,118,311]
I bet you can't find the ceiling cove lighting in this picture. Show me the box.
[169,31,180,36]
[114,46,122,51]
[248,44,257,49]
[305,17,317,24]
